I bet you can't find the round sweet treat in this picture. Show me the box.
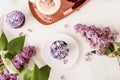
[6,10,25,28]
[42,34,79,70]
[50,40,69,60]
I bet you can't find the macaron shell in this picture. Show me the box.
[6,11,25,28]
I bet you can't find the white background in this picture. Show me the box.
[0,0,120,80]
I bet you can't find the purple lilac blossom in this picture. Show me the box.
[12,45,36,70]
[85,52,92,61]
[0,68,18,80]
[74,23,118,55]
[50,40,69,60]
[63,59,68,64]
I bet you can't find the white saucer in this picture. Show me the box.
[41,34,79,71]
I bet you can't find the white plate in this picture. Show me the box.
[41,34,79,71]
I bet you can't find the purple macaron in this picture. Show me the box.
[50,40,69,60]
[6,10,25,28]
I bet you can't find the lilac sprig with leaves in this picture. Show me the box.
[0,32,51,80]
[74,23,118,55]
[90,42,120,66]
[74,23,120,64]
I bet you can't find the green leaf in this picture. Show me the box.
[30,65,51,80]
[7,36,25,57]
[104,48,112,55]
[5,52,14,60]
[115,42,120,47]
[108,43,114,52]
[118,47,120,51]
[19,66,31,80]
[117,51,120,56]
[0,32,8,50]
[38,65,51,80]
[91,50,96,54]
[104,43,114,55]
[0,65,4,73]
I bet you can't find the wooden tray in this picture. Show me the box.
[28,0,89,25]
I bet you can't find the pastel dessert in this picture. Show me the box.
[36,0,61,15]
[6,10,25,28]
[50,40,69,60]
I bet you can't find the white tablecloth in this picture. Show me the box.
[0,0,120,80]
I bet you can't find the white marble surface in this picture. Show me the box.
[0,0,120,80]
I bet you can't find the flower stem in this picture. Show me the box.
[117,56,120,66]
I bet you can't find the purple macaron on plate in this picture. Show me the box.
[42,34,79,71]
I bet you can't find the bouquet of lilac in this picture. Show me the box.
[0,45,36,80]
[74,23,119,55]
[0,32,51,80]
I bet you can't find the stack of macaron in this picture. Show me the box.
[6,10,25,29]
